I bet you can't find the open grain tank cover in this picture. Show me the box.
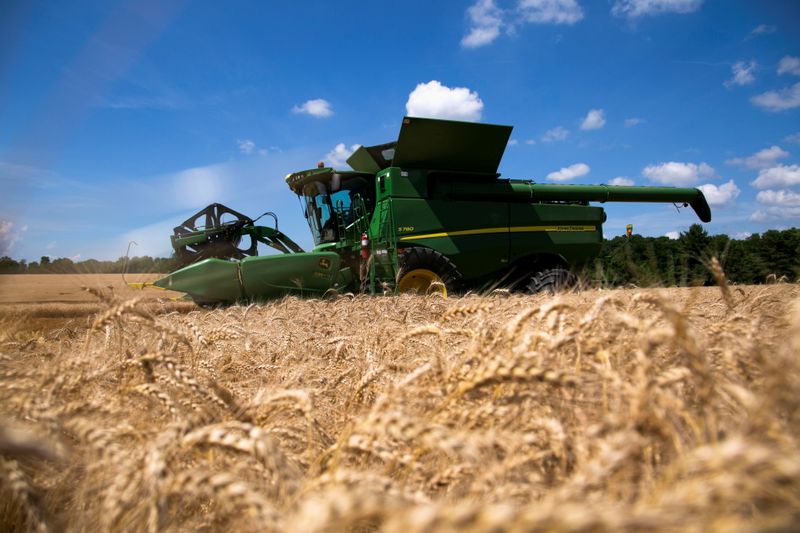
[391,116,513,175]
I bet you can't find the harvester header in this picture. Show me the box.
[150,116,711,304]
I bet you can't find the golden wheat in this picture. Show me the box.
[0,282,798,531]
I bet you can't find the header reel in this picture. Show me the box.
[171,203,303,267]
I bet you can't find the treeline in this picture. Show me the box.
[0,255,180,274]
[1,225,798,285]
[596,225,800,286]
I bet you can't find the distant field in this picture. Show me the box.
[0,273,182,304]
[0,273,190,331]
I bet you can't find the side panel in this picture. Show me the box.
[390,198,509,280]
[509,204,604,267]
[240,252,341,299]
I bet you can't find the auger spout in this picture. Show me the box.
[428,181,711,222]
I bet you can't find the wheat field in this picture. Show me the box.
[1,277,799,531]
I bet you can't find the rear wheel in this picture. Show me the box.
[397,247,461,296]
[527,268,575,295]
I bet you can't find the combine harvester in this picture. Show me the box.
[151,117,711,304]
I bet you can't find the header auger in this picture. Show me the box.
[151,116,711,304]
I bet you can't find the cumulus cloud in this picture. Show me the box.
[292,98,333,118]
[751,206,800,222]
[0,220,20,256]
[750,164,800,189]
[580,109,606,130]
[642,161,715,186]
[547,163,590,182]
[724,60,757,87]
[609,176,635,186]
[462,0,503,48]
[541,126,569,143]
[611,0,703,18]
[756,189,800,207]
[625,117,644,127]
[751,82,800,112]
[518,0,584,25]
[406,80,483,121]
[461,0,583,48]
[697,180,740,206]
[778,56,800,76]
[237,139,255,154]
[325,143,361,168]
[785,133,800,145]
[726,145,789,170]
[664,231,680,240]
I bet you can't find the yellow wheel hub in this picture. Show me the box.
[397,269,447,296]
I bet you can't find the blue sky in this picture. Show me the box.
[2,0,799,261]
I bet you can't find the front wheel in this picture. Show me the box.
[527,268,576,295]
[397,247,461,296]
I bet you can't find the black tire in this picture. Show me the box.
[527,268,575,295]
[397,247,462,295]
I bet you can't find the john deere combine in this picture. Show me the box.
[152,117,711,304]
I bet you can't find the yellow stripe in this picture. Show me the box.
[399,225,596,241]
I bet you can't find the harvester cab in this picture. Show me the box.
[149,116,712,304]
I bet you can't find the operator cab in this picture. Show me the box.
[287,169,374,246]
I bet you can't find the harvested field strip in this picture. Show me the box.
[1,285,798,531]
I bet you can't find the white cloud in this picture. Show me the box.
[547,163,590,182]
[642,161,715,186]
[292,98,333,118]
[785,132,800,145]
[325,143,361,168]
[237,139,255,154]
[518,0,584,25]
[541,126,569,142]
[462,0,503,48]
[580,108,606,130]
[611,0,703,18]
[756,189,800,207]
[0,219,20,256]
[525,139,536,145]
[750,24,776,36]
[734,231,752,240]
[462,0,583,48]
[724,60,757,87]
[508,139,519,146]
[609,176,635,186]
[751,82,800,112]
[625,117,644,127]
[664,231,680,240]
[778,56,800,76]
[750,164,800,189]
[751,206,800,221]
[726,145,790,170]
[405,80,483,121]
[697,180,740,206]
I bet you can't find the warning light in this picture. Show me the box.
[626,224,633,237]
[317,161,325,168]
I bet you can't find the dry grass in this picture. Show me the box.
[1,277,799,531]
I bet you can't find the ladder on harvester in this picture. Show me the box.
[368,198,400,294]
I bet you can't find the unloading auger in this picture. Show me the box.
[149,117,712,304]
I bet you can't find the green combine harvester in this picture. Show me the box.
[151,117,711,304]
